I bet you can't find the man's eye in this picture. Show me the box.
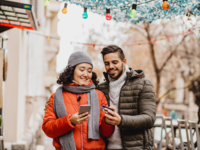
[113,62,118,64]
[105,63,109,66]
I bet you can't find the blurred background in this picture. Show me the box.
[0,0,200,149]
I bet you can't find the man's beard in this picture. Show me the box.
[110,64,124,80]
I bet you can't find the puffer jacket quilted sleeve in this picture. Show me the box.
[118,78,156,130]
[42,93,75,138]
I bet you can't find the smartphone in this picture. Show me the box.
[100,105,114,111]
[78,105,91,115]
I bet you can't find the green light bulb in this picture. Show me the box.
[130,9,137,18]
[44,0,49,6]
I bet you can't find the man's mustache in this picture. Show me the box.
[108,68,118,72]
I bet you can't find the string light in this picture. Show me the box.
[93,45,95,49]
[47,37,50,40]
[44,0,49,6]
[106,9,112,21]
[130,4,137,18]
[62,3,67,14]
[162,0,170,10]
[69,27,200,47]
[82,8,88,19]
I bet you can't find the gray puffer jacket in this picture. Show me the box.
[98,68,156,150]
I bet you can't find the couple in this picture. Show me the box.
[42,45,156,150]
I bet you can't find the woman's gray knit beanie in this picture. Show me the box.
[67,51,93,67]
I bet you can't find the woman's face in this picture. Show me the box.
[73,63,93,85]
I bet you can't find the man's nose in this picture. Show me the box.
[109,64,114,69]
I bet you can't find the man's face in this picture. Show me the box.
[103,52,126,79]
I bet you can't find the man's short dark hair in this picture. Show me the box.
[101,45,125,61]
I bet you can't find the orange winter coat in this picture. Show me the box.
[42,81,114,150]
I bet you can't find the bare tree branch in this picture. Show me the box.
[159,34,188,72]
[156,82,191,104]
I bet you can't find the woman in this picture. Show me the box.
[42,51,114,150]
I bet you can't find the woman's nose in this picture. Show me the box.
[83,71,88,76]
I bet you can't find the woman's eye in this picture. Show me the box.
[80,70,84,72]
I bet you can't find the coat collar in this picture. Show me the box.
[103,68,145,83]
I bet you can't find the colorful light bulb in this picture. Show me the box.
[62,3,67,14]
[162,0,170,10]
[130,4,137,18]
[82,8,88,19]
[106,9,112,21]
[44,0,49,6]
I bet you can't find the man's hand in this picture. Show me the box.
[70,112,90,125]
[104,106,121,126]
[44,100,50,111]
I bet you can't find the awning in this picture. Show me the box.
[0,0,38,33]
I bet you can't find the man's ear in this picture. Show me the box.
[123,58,127,65]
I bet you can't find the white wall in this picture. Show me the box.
[4,28,27,142]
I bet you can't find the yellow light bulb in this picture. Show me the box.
[162,0,170,10]
[62,3,67,14]
[62,8,67,14]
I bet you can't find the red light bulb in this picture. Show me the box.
[106,9,112,21]
[162,0,170,10]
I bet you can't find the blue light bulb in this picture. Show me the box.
[82,8,88,19]
[82,12,88,19]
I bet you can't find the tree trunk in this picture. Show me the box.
[155,73,161,102]
[144,22,160,104]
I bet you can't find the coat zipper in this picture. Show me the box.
[77,94,83,150]
[118,77,137,149]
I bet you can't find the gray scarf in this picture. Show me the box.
[53,83,99,150]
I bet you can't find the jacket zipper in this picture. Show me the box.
[77,94,83,150]
[118,77,137,149]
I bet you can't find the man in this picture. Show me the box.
[45,45,156,150]
[98,45,156,150]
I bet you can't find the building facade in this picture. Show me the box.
[1,0,60,149]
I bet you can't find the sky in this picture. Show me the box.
[56,3,112,73]
[55,2,200,73]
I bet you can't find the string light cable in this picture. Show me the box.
[69,26,200,47]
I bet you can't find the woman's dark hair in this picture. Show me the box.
[57,66,99,87]
[101,45,125,61]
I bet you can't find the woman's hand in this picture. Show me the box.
[70,112,90,125]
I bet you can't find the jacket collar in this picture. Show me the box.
[64,80,93,87]
[103,68,145,83]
